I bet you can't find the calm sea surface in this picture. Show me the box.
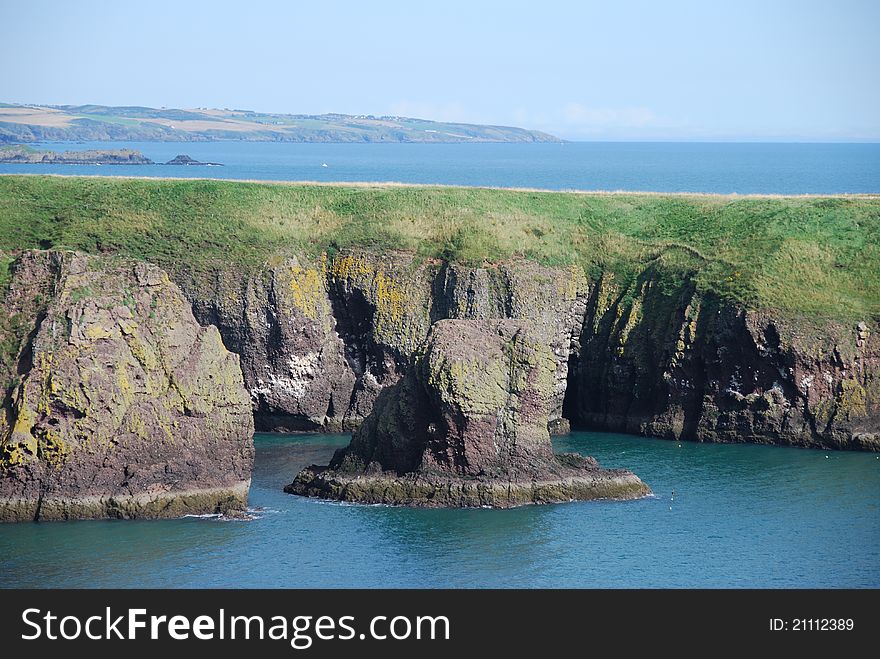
[1,432,877,588]
[1,141,878,193]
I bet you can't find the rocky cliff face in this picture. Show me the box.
[286,319,650,507]
[4,244,871,521]
[0,251,254,521]
[177,251,877,451]
[566,270,879,450]
[179,253,588,434]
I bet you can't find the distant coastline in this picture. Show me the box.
[0,103,561,144]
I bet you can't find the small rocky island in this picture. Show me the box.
[164,154,222,166]
[0,146,222,166]
[0,146,153,164]
[287,319,650,508]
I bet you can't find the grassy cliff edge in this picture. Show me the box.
[0,175,877,321]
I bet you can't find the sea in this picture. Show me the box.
[0,141,878,194]
[0,432,877,588]
[0,141,878,588]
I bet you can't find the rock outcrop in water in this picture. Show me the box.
[175,251,878,450]
[164,155,223,166]
[0,146,154,164]
[0,251,254,521]
[0,147,222,166]
[286,319,650,507]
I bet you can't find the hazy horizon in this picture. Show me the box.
[1,0,878,142]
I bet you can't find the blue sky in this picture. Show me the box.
[1,0,877,140]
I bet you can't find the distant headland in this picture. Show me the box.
[0,103,561,144]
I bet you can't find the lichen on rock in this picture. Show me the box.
[0,251,254,521]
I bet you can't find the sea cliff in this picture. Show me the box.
[0,176,877,456]
[0,251,254,521]
[175,250,878,450]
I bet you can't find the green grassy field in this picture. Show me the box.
[0,175,877,320]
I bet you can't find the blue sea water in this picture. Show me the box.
[1,141,878,194]
[1,432,877,588]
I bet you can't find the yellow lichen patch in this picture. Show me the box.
[593,273,618,332]
[39,431,70,469]
[671,301,701,363]
[836,379,868,420]
[557,264,588,300]
[373,270,406,335]
[331,253,411,340]
[30,352,55,416]
[685,302,700,344]
[84,323,115,340]
[49,373,87,417]
[287,265,325,320]
[429,356,508,414]
[330,253,375,281]
[126,334,159,371]
[3,387,38,465]
[118,316,138,336]
[36,351,53,370]
[616,297,642,356]
[48,372,64,398]
[155,414,177,444]
[811,398,834,428]
[124,409,149,440]
[0,442,29,468]
[10,388,35,437]
[117,366,133,399]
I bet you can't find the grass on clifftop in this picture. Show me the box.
[0,175,877,320]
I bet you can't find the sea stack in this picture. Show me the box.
[287,318,650,507]
[0,251,254,521]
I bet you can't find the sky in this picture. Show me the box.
[1,0,878,141]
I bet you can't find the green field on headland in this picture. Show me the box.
[0,103,559,143]
[0,175,877,319]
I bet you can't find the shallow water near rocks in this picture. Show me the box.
[0,432,877,588]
